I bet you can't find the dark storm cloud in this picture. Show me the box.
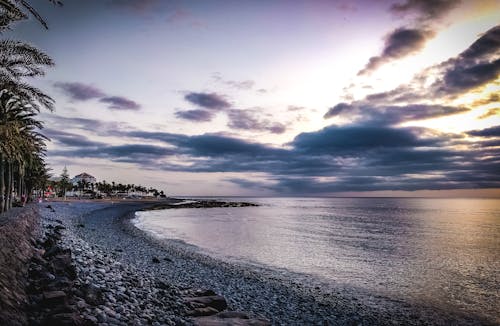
[291,125,439,154]
[184,92,230,110]
[459,25,500,62]
[390,0,460,21]
[436,59,500,96]
[467,126,500,138]
[53,82,105,101]
[358,27,434,75]
[99,96,141,110]
[175,109,214,122]
[432,25,500,97]
[227,109,286,134]
[324,103,468,124]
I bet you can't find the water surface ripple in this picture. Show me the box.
[134,197,500,323]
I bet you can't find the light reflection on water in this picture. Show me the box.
[134,197,500,320]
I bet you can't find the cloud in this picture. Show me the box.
[351,25,500,106]
[184,92,230,110]
[227,109,286,134]
[437,59,500,96]
[47,122,500,193]
[175,109,215,122]
[51,143,175,164]
[291,125,440,154]
[324,102,469,124]
[479,108,500,119]
[44,128,105,148]
[100,96,141,110]
[53,82,105,101]
[108,0,160,13]
[358,27,435,75]
[459,25,500,62]
[212,73,255,90]
[390,0,460,21]
[472,93,500,107]
[467,126,500,138]
[430,25,500,97]
[288,105,306,111]
[54,81,142,111]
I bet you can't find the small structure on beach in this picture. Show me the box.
[71,173,97,186]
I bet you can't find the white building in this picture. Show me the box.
[71,172,97,186]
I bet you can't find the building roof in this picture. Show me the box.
[73,173,95,179]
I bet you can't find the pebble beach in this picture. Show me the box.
[18,200,495,325]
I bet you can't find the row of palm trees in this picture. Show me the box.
[0,0,60,212]
[48,178,164,199]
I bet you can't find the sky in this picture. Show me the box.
[7,0,500,196]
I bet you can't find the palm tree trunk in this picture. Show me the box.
[5,160,11,210]
[7,161,13,210]
[0,153,5,213]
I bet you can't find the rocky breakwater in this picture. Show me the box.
[26,221,83,325]
[146,200,259,211]
[0,206,40,326]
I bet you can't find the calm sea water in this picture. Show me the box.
[133,197,500,321]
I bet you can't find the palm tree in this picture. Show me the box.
[1,0,62,32]
[0,1,59,212]
[0,89,47,211]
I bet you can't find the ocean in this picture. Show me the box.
[132,197,500,322]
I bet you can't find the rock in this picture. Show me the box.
[193,289,216,297]
[152,257,160,263]
[187,307,220,317]
[82,284,105,306]
[42,291,67,306]
[194,315,271,326]
[216,311,250,319]
[44,312,85,326]
[186,295,228,312]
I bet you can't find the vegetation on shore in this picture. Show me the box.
[0,0,60,212]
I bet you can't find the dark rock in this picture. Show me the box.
[187,307,220,317]
[81,284,105,306]
[193,289,217,297]
[42,291,67,307]
[152,257,160,263]
[186,295,227,312]
[194,315,271,326]
[156,280,171,290]
[77,223,85,228]
[43,245,62,258]
[43,312,85,326]
[216,311,250,319]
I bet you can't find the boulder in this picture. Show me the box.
[187,307,220,317]
[185,295,227,312]
[42,291,67,307]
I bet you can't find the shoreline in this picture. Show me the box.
[8,200,496,325]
